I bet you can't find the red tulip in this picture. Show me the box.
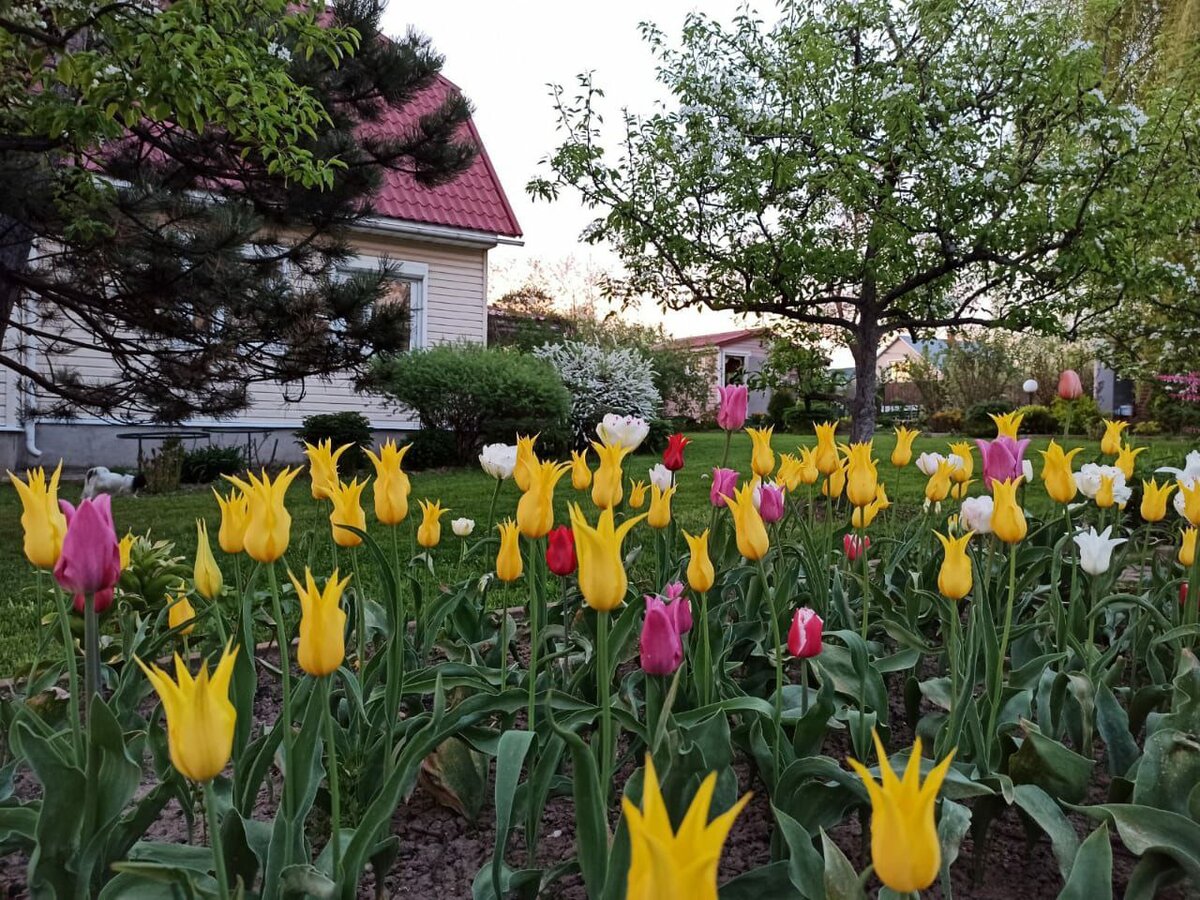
[844,533,870,562]
[640,596,684,675]
[787,607,823,658]
[54,496,120,610]
[662,433,690,471]
[545,525,577,576]
[1057,369,1083,400]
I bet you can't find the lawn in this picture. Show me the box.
[1,428,1194,676]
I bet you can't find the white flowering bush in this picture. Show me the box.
[534,341,661,445]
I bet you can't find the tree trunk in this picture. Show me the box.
[0,214,34,350]
[849,321,880,442]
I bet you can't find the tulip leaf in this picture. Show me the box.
[1123,851,1186,900]
[1069,803,1200,883]
[1094,682,1139,778]
[719,861,804,898]
[819,828,863,900]
[937,798,972,874]
[772,805,825,898]
[1009,720,1095,804]
[280,863,337,898]
[419,736,489,821]
[549,714,608,900]
[1056,823,1112,900]
[493,729,536,899]
[1132,729,1200,818]
[1012,784,1078,881]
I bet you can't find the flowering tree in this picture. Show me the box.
[534,340,660,445]
[530,0,1200,439]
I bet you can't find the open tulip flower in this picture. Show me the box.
[329,477,370,548]
[416,499,449,548]
[1141,478,1176,523]
[223,467,301,564]
[710,467,738,508]
[716,384,749,431]
[821,462,847,499]
[496,519,523,582]
[597,413,650,451]
[304,439,351,501]
[1074,526,1126,576]
[9,461,68,570]
[647,483,677,529]
[844,441,878,507]
[193,519,224,599]
[648,463,673,491]
[753,481,786,524]
[1075,463,1132,508]
[683,529,715,593]
[365,440,412,525]
[813,421,839,475]
[892,426,919,467]
[746,426,775,478]
[989,411,1024,439]
[915,451,945,477]
[1100,418,1129,456]
[516,459,570,538]
[290,568,350,677]
[976,436,1029,490]
[948,441,974,483]
[844,533,870,561]
[1039,441,1082,504]
[168,592,196,636]
[991,478,1027,544]
[570,449,592,490]
[480,442,518,481]
[213,487,250,553]
[797,446,820,484]
[55,495,121,604]
[1114,444,1146,480]
[851,497,883,529]
[775,453,802,491]
[924,459,954,504]
[722,482,770,561]
[662,581,693,633]
[663,432,690,471]
[627,479,648,510]
[568,504,647,612]
[591,440,632,510]
[452,517,475,537]
[513,434,539,492]
[935,530,974,600]
[959,495,994,534]
[640,595,684,675]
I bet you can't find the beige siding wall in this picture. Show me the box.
[876,339,919,377]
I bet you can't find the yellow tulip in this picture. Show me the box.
[1114,444,1146,480]
[924,460,954,503]
[1100,419,1129,456]
[514,434,539,492]
[304,439,351,501]
[289,567,349,677]
[1180,528,1197,567]
[213,488,250,553]
[844,442,879,507]
[892,427,919,467]
[797,446,819,485]
[570,449,592,490]
[364,440,412,526]
[1039,442,1083,505]
[991,478,1027,544]
[989,411,1024,439]
[1179,479,1200,527]
[814,421,839,475]
[746,426,775,477]
[948,442,973,483]
[647,484,676,529]
[623,754,750,900]
[591,440,632,510]
[568,504,647,612]
[722,481,769,561]
[1096,474,1116,509]
[119,531,135,570]
[874,483,891,510]
[821,462,847,499]
[934,531,974,601]
[683,529,715,593]
[496,519,523,582]
[852,499,882,529]
[135,643,239,782]
[1140,478,1176,523]
[416,499,448,548]
[517,459,570,539]
[194,520,223,600]
[628,480,648,510]
[329,477,369,548]
[168,592,196,636]
[223,468,301,564]
[775,453,801,491]
[8,462,68,570]
[848,732,956,894]
[950,479,973,501]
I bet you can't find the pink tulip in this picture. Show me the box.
[54,497,121,607]
[640,596,684,675]
[976,436,1031,489]
[756,482,786,524]
[661,581,693,633]
[710,467,739,507]
[843,533,870,561]
[716,385,749,431]
[1057,369,1083,401]
[787,607,823,658]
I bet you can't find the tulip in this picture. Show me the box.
[813,421,839,475]
[852,498,883,529]
[948,441,974,484]
[710,467,738,507]
[683,529,715,593]
[663,582,692,633]
[496,519,523,582]
[874,483,891,510]
[304,439,351,501]
[640,596,683,675]
[976,437,1030,490]
[1073,526,1126,576]
[1180,528,1197,567]
[788,607,823,657]
[924,460,954,504]
[663,433,690,471]
[1075,463,1133,507]
[1096,474,1117,509]
[843,533,870,561]
[722,482,769,561]
[934,531,974,600]
[168,592,196,636]
[915,452,945,476]
[989,411,1024,439]
[892,426,919,467]
[136,643,239,782]
[755,481,786,524]
[328,477,369,548]
[960,495,994,535]
[797,446,820,484]
[1022,459,1035,483]
[193,520,224,600]
[1178,478,1200,526]
[546,525,577,576]
[118,531,135,570]
[844,442,879,506]
[1039,441,1083,504]
[622,755,749,900]
[1100,419,1129,456]
[991,478,1027,543]
[513,434,539,492]
[1141,478,1177,523]
[591,440,632,509]
[516,459,570,539]
[950,479,973,501]
[647,483,677,529]
[54,495,121,599]
[223,467,301,564]
[597,414,650,451]
[1114,444,1146,480]
[8,462,68,569]
[479,442,518,481]
[452,517,475,537]
[628,480,648,510]
[416,499,448,548]
[570,449,592,490]
[716,384,749,431]
[289,568,350,676]
[746,426,775,477]
[821,462,847,499]
[775,453,802,491]
[568,505,647,611]
[364,440,412,526]
[213,488,250,553]
[648,463,673,491]
[848,732,955,894]
[1057,369,1083,400]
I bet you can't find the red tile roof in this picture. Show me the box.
[367,74,522,238]
[675,328,770,349]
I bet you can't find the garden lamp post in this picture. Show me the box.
[1023,378,1038,406]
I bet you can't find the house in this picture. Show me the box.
[875,336,949,376]
[0,75,522,471]
[675,328,773,418]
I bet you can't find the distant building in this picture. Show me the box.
[674,328,773,418]
[1093,362,1136,416]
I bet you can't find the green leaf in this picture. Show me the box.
[1070,803,1200,883]
[819,829,863,900]
[489,729,536,900]
[550,715,609,900]
[1009,720,1095,804]
[772,806,825,898]
[1094,683,1139,778]
[1057,823,1112,900]
[1132,729,1200,819]
[719,861,804,898]
[1012,784,1079,882]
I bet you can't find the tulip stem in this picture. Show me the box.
[526,537,541,732]
[1188,551,1200,640]
[322,677,342,884]
[205,780,230,900]
[757,559,784,782]
[699,590,712,707]
[858,527,870,641]
[83,591,101,707]
[350,549,366,669]
[800,658,809,716]
[986,544,1018,765]
[486,477,502,535]
[52,585,83,761]
[266,563,295,820]
[707,430,734,533]
[596,609,612,800]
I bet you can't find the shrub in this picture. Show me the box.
[766,389,796,428]
[297,412,373,473]
[783,404,839,434]
[963,400,1015,437]
[181,445,246,484]
[1051,395,1102,437]
[1132,419,1163,436]
[1014,404,1058,435]
[533,341,660,446]
[926,408,964,433]
[405,429,459,470]
[371,345,571,463]
[143,437,184,493]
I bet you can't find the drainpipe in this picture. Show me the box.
[19,303,41,457]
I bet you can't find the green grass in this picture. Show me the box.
[1,429,1195,676]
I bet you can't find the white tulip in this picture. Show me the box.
[596,414,650,451]
[947,453,965,473]
[916,452,946,477]
[451,517,475,537]
[479,443,517,480]
[960,496,994,535]
[1175,476,1197,519]
[1022,459,1035,483]
[648,463,673,491]
[1074,463,1132,505]
[1156,450,1200,483]
[1073,526,1126,576]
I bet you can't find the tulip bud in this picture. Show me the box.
[710,467,739,508]
[9,462,68,570]
[365,441,412,526]
[628,480,648,510]
[844,533,870,562]
[755,481,786,524]
[716,385,749,431]
[168,592,196,636]
[194,519,224,600]
[813,422,839,475]
[787,607,823,658]
[1180,528,1198,568]
[892,427,919,468]
[683,529,715,593]
[496,519,523,582]
[546,525,577,576]
[934,530,974,600]
[662,433,690,471]
[1057,369,1083,400]
[1074,526,1127,576]
[640,596,683,675]
[746,426,776,478]
[416,499,448,548]
[290,568,350,677]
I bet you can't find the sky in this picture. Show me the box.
[381,0,763,337]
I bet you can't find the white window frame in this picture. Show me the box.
[337,254,429,351]
[720,350,748,386]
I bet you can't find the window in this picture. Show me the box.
[723,352,746,386]
[335,256,429,351]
